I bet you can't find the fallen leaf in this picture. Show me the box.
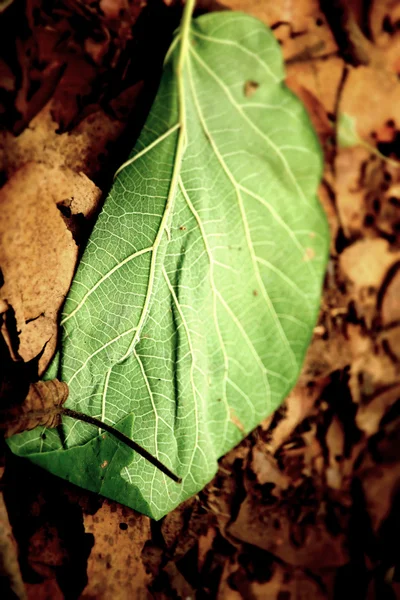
[334,146,374,239]
[220,0,337,62]
[0,104,128,182]
[266,379,326,455]
[0,483,26,599]
[82,501,151,600]
[0,380,68,438]
[340,238,400,326]
[198,525,217,572]
[359,453,400,534]
[325,416,345,490]
[251,445,290,488]
[0,163,100,371]
[228,561,327,600]
[338,64,400,145]
[380,263,400,325]
[348,325,400,404]
[356,384,400,437]
[228,492,349,568]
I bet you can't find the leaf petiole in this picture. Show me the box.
[61,407,182,484]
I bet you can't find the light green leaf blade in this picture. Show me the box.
[9,11,329,519]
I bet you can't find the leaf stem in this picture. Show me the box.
[177,0,196,75]
[61,408,182,484]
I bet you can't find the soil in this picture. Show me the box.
[0,0,399,598]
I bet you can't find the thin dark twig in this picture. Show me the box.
[61,407,182,484]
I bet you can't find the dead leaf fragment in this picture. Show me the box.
[0,488,26,599]
[356,384,400,437]
[340,239,400,288]
[221,0,337,62]
[0,380,68,438]
[380,264,400,325]
[228,493,349,568]
[0,162,100,372]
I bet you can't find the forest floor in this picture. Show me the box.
[0,0,399,598]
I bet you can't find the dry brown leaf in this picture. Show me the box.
[217,558,242,600]
[340,239,400,327]
[285,79,333,144]
[0,163,100,371]
[251,445,290,489]
[0,485,26,600]
[265,378,326,456]
[380,265,400,325]
[369,0,400,46]
[356,384,400,437]
[82,502,151,600]
[220,0,337,62]
[334,147,372,239]
[359,454,400,534]
[228,493,349,568]
[228,561,326,600]
[198,525,217,572]
[348,324,400,405]
[325,416,345,490]
[339,65,400,142]
[287,57,344,116]
[160,497,196,550]
[25,579,64,600]
[286,57,344,152]
[0,380,68,438]
[163,561,195,599]
[317,181,339,253]
[0,104,127,181]
[340,239,400,288]
[380,326,400,361]
[368,0,400,75]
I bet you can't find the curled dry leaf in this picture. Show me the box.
[0,380,68,438]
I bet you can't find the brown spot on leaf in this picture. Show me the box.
[303,247,315,261]
[230,409,246,434]
[244,80,259,97]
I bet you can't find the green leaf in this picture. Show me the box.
[9,8,329,519]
